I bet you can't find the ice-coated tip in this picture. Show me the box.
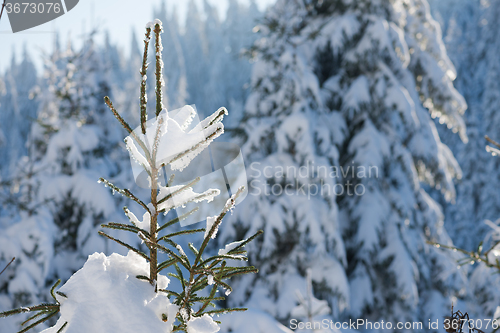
[146,19,163,29]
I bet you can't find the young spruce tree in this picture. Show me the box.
[1,20,261,333]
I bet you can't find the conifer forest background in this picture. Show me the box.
[1,0,500,332]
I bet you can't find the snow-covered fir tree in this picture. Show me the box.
[428,0,496,252]
[0,48,38,181]
[204,0,260,128]
[181,0,209,115]
[151,0,259,123]
[427,0,500,318]
[219,0,468,328]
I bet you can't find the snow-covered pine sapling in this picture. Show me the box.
[0,19,261,333]
[98,20,261,332]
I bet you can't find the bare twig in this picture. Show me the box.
[0,0,7,23]
[0,257,15,277]
[485,135,500,150]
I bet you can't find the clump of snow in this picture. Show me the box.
[218,240,245,256]
[486,145,500,157]
[145,19,162,30]
[176,244,186,257]
[41,251,178,333]
[205,216,218,239]
[125,208,152,233]
[187,314,219,333]
[487,243,500,266]
[157,184,219,213]
[219,309,293,333]
[125,108,225,174]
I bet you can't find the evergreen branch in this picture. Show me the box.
[0,308,29,318]
[172,324,187,332]
[98,178,150,212]
[158,258,179,272]
[21,311,49,326]
[141,239,190,270]
[159,289,181,298]
[140,27,152,134]
[167,272,188,289]
[199,308,247,316]
[157,177,200,206]
[167,128,223,167]
[104,96,134,134]
[161,237,180,250]
[227,230,264,254]
[158,289,181,297]
[195,187,246,267]
[55,291,68,299]
[190,296,225,303]
[101,222,150,238]
[104,96,153,164]
[17,310,59,333]
[122,189,150,212]
[187,243,199,257]
[157,207,199,233]
[195,285,218,316]
[154,22,163,117]
[136,275,150,282]
[0,257,14,276]
[0,304,59,317]
[199,254,248,267]
[428,240,500,270]
[98,231,149,260]
[158,228,205,241]
[174,264,186,290]
[221,267,259,279]
[159,190,219,214]
[56,322,68,333]
[50,279,61,302]
[212,276,231,292]
[207,108,228,127]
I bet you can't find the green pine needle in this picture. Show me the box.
[98,231,149,261]
[56,321,68,333]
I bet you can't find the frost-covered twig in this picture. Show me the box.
[140,26,152,134]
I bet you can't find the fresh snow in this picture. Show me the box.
[125,108,225,173]
[218,240,246,256]
[219,309,293,333]
[41,251,178,333]
[186,314,219,333]
[157,184,219,213]
[205,216,218,239]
